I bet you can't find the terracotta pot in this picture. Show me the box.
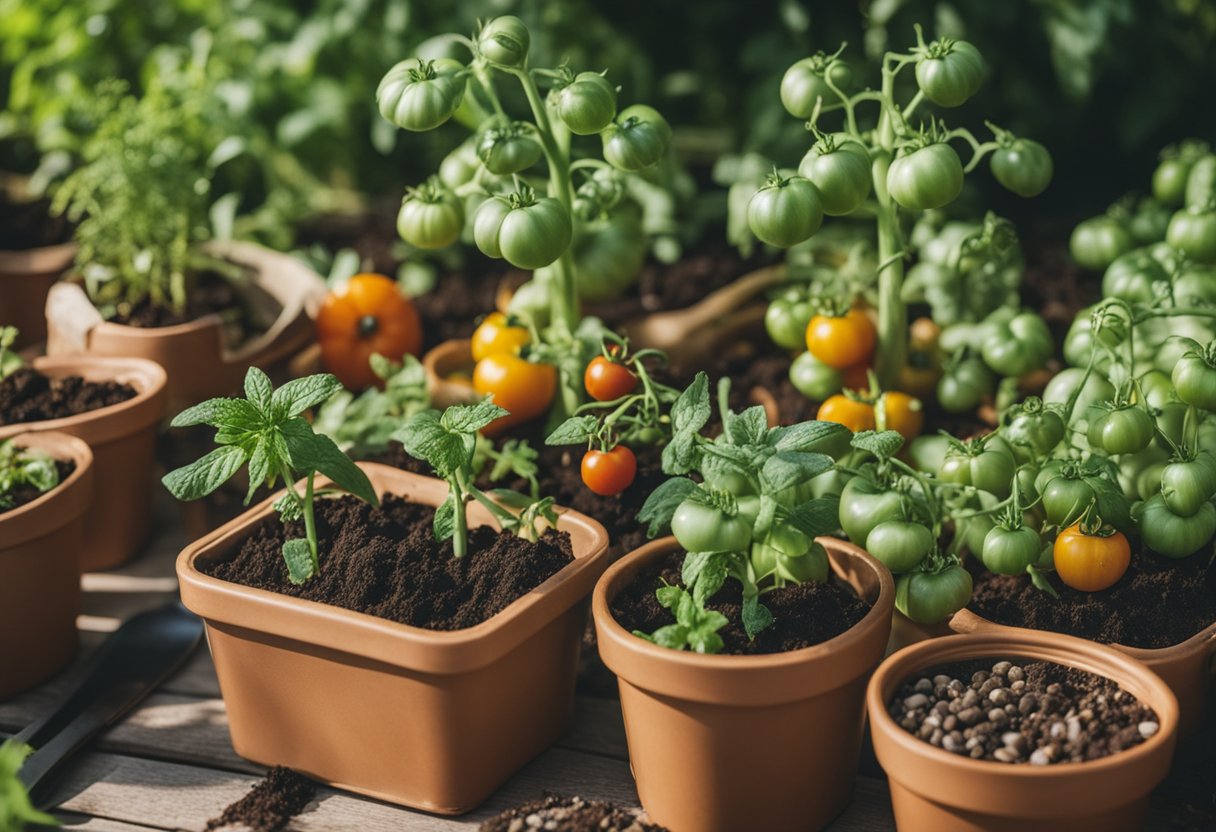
[0,356,167,571]
[422,338,481,409]
[0,241,75,349]
[868,631,1179,832]
[593,536,895,832]
[44,240,325,412]
[0,431,94,698]
[177,463,611,814]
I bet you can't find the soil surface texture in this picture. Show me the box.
[108,271,247,329]
[205,766,316,832]
[889,658,1158,764]
[205,494,573,630]
[611,548,870,655]
[479,794,668,832]
[0,367,136,426]
[0,459,74,514]
[968,549,1216,649]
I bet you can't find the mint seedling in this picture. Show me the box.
[0,439,61,510]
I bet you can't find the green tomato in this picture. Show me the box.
[671,499,753,553]
[1161,458,1216,517]
[798,135,871,216]
[1139,494,1216,558]
[377,58,466,132]
[751,525,825,583]
[1129,200,1172,245]
[1137,460,1168,502]
[1138,369,1176,410]
[937,357,995,413]
[1153,401,1188,452]
[1062,310,1112,373]
[1172,347,1216,411]
[887,144,964,211]
[476,122,542,175]
[478,16,530,67]
[1174,267,1216,304]
[981,311,1053,378]
[865,520,934,573]
[571,214,646,301]
[701,467,755,497]
[767,299,814,350]
[1042,475,1095,528]
[982,525,1041,575]
[474,194,572,270]
[914,39,983,107]
[1102,250,1167,303]
[397,183,464,249]
[1185,155,1216,209]
[839,476,904,545]
[549,71,616,135]
[505,275,552,329]
[1043,368,1115,416]
[438,141,479,190]
[896,566,973,624]
[939,441,1016,498]
[1166,206,1216,263]
[907,434,952,475]
[1070,216,1133,271]
[747,176,824,248]
[601,105,671,171]
[1154,157,1194,206]
[1003,397,1066,457]
[780,57,852,119]
[1086,404,1155,455]
[990,138,1052,198]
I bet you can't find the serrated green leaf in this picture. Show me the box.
[656,583,684,609]
[282,538,315,584]
[1088,476,1133,533]
[786,495,841,538]
[244,367,274,413]
[772,421,852,457]
[244,438,274,505]
[282,421,378,506]
[850,429,905,459]
[433,493,457,541]
[728,405,768,446]
[682,551,729,606]
[651,624,690,650]
[442,400,508,433]
[671,372,711,433]
[272,373,344,417]
[660,431,699,475]
[162,444,248,500]
[393,410,470,478]
[170,397,260,429]
[761,451,833,492]
[637,477,698,538]
[545,415,598,445]
[742,595,773,640]
[274,489,304,522]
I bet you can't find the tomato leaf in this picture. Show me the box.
[1027,564,1060,599]
[433,493,457,542]
[786,495,841,538]
[850,429,905,459]
[670,372,711,434]
[442,400,509,434]
[682,551,729,606]
[161,444,248,500]
[761,451,833,492]
[271,373,344,418]
[545,415,598,445]
[727,405,769,446]
[741,595,773,640]
[393,410,471,478]
[661,430,700,475]
[637,477,698,537]
[1085,475,1133,533]
[772,420,850,456]
[282,538,316,585]
[244,367,274,413]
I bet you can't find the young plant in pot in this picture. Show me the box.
[45,79,323,411]
[0,326,165,571]
[591,372,895,832]
[170,368,610,812]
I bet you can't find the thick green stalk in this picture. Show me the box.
[302,471,318,573]
[452,471,471,558]
[873,65,906,390]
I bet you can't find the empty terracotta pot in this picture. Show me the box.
[0,241,75,349]
[177,464,611,814]
[45,240,325,412]
[592,536,894,832]
[0,356,167,571]
[868,631,1179,832]
[0,431,94,698]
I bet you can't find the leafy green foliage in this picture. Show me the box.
[0,439,60,510]
[0,739,58,831]
[633,583,728,654]
[313,354,429,457]
[162,368,377,583]
[0,327,21,379]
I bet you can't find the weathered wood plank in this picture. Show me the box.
[53,813,171,832]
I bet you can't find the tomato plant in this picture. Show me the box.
[316,274,423,391]
[584,354,639,402]
[806,306,876,369]
[748,174,824,248]
[1054,521,1130,592]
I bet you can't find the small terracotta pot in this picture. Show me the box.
[868,631,1179,832]
[593,536,895,832]
[0,356,167,571]
[177,464,611,814]
[0,431,94,698]
[422,338,481,409]
[45,241,325,412]
[0,241,75,348]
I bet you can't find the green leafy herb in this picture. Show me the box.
[0,439,60,510]
[313,353,429,457]
[633,583,728,654]
[0,739,58,831]
[162,368,378,583]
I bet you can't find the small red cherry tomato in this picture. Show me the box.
[581,445,638,495]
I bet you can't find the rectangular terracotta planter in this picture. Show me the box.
[177,463,610,814]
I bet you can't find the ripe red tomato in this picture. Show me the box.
[584,355,638,401]
[581,446,638,495]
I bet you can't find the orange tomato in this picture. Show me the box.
[806,306,876,369]
[1053,524,1130,592]
[817,394,876,432]
[470,311,529,361]
[877,391,924,440]
[473,353,557,435]
[316,273,422,390]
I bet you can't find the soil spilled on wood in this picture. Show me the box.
[479,794,668,832]
[205,766,317,832]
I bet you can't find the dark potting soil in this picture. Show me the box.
[0,367,137,426]
[611,548,871,655]
[0,458,74,514]
[0,195,72,250]
[479,794,668,832]
[107,271,246,329]
[205,766,317,832]
[204,494,574,630]
[888,658,1158,764]
[968,549,1216,649]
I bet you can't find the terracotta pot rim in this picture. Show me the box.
[177,464,611,672]
[594,535,895,671]
[0,356,167,437]
[0,431,93,527]
[867,631,1179,781]
[0,241,76,272]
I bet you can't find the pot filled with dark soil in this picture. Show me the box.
[177,464,610,814]
[0,184,75,350]
[592,536,893,832]
[868,631,1179,831]
[0,431,93,697]
[45,241,325,412]
[0,355,166,570]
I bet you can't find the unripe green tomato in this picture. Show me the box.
[937,358,995,413]
[1129,200,1172,245]
[1086,404,1155,455]
[1174,267,1216,304]
[982,525,1041,575]
[438,142,479,190]
[798,136,871,216]
[601,105,671,171]
[478,16,529,67]
[747,177,824,248]
[1161,458,1216,517]
[474,195,572,270]
[1043,367,1115,416]
[839,476,903,544]
[1042,475,1095,529]
[1103,250,1167,303]
[914,39,983,107]
[550,71,617,135]
[981,311,1053,378]
[1185,155,1216,209]
[780,57,852,119]
[505,275,552,328]
[671,499,753,553]
[1154,157,1193,206]
[377,58,466,132]
[865,520,934,573]
[887,144,964,211]
[766,298,814,350]
[1139,494,1216,558]
[939,443,1016,498]
[476,123,542,175]
[1004,400,1066,456]
[570,214,646,301]
[1070,216,1134,271]
[789,351,843,400]
[1166,206,1216,263]
[397,186,463,249]
[1172,350,1216,411]
[896,566,973,624]
[990,138,1052,198]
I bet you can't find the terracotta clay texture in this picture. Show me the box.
[0,431,94,698]
[177,464,611,814]
[0,241,75,349]
[868,632,1179,832]
[592,536,894,832]
[45,241,325,412]
[0,356,166,571]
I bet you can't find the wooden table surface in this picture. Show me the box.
[0,487,1207,831]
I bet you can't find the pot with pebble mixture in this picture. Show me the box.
[868,632,1178,832]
